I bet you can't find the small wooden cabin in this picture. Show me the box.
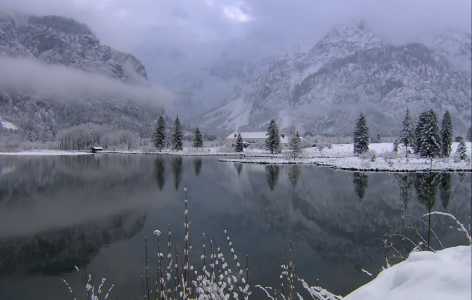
[91,146,103,153]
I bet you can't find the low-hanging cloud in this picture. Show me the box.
[0,56,175,105]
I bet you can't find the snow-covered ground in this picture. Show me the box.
[0,150,92,156]
[220,142,472,172]
[345,245,471,300]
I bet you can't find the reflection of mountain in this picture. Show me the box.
[0,155,154,204]
[0,210,146,277]
[207,163,472,266]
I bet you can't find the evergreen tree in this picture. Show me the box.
[152,116,166,151]
[440,110,453,157]
[193,127,203,149]
[289,131,302,159]
[376,133,382,143]
[171,116,183,151]
[399,108,415,158]
[467,125,472,142]
[353,113,369,155]
[235,133,244,152]
[265,119,281,154]
[419,110,442,163]
[455,140,468,161]
[414,111,429,154]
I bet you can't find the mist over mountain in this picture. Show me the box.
[0,12,170,144]
[190,22,471,136]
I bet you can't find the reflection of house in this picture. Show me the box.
[226,132,289,147]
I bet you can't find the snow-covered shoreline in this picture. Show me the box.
[0,150,92,156]
[2,143,470,172]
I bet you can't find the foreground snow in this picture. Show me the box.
[345,246,471,300]
[0,150,92,156]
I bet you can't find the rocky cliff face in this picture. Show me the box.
[197,23,471,136]
[0,13,162,140]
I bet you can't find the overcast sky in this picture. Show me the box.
[1,0,470,83]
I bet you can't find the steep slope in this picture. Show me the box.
[0,13,163,142]
[199,23,471,136]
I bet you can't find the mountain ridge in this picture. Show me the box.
[194,23,471,137]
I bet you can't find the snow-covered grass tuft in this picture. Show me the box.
[140,183,251,300]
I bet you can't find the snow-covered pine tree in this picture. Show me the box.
[399,108,415,158]
[193,127,203,149]
[415,111,428,154]
[440,110,453,157]
[152,115,166,151]
[376,133,382,143]
[419,109,442,167]
[353,113,369,155]
[265,119,281,154]
[289,131,302,160]
[235,133,244,152]
[454,140,468,162]
[171,116,183,151]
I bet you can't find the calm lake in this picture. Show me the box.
[0,154,470,299]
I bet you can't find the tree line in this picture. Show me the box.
[352,109,469,163]
[152,115,205,152]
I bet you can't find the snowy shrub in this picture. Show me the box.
[218,146,234,153]
[382,151,399,161]
[318,144,325,153]
[327,143,332,149]
[360,150,377,162]
[360,161,371,169]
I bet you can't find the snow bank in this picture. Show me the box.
[219,142,472,172]
[345,246,471,300]
[0,150,92,156]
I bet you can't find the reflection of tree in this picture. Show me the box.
[234,163,243,177]
[394,173,414,256]
[395,174,414,209]
[352,172,369,201]
[265,165,280,190]
[458,173,465,182]
[153,158,166,190]
[414,172,440,250]
[288,165,302,188]
[0,211,146,277]
[193,158,202,177]
[171,157,183,191]
[439,173,452,209]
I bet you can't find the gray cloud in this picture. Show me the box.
[0,57,174,105]
[0,0,470,84]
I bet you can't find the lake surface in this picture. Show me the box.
[0,154,470,299]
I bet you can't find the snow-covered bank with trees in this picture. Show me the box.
[0,150,92,156]
[219,142,472,172]
[344,245,471,300]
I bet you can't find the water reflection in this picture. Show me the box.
[265,165,280,190]
[171,157,183,190]
[288,165,302,188]
[154,158,166,190]
[235,163,243,176]
[352,172,369,201]
[193,158,202,177]
[395,174,414,208]
[0,155,470,300]
[439,173,452,209]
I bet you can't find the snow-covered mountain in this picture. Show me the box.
[196,22,471,136]
[0,12,163,140]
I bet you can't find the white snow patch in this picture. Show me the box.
[345,246,471,300]
[0,119,18,130]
